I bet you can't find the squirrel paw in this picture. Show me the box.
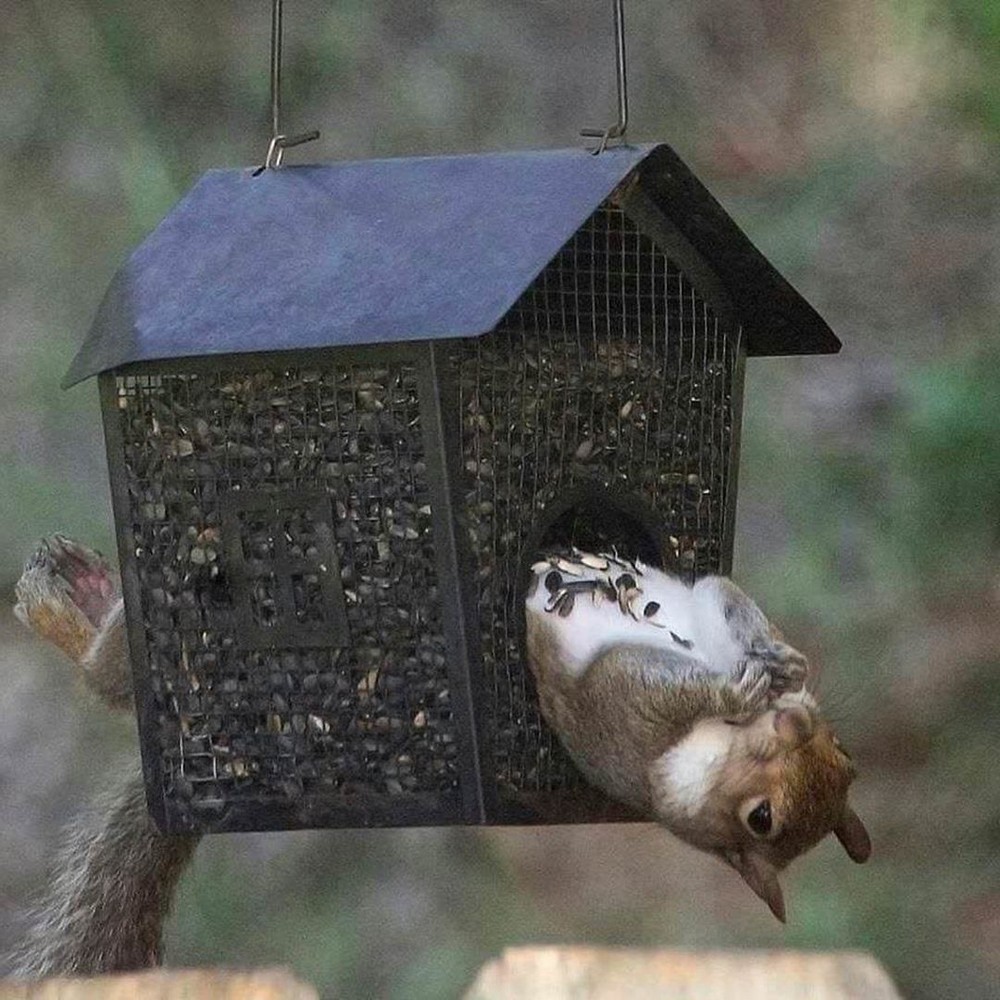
[730,659,773,709]
[750,640,809,695]
[14,535,120,665]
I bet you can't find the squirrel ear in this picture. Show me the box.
[834,806,872,863]
[724,851,786,923]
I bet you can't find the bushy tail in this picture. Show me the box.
[7,535,200,978]
[7,767,197,977]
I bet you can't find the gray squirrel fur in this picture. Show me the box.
[6,538,199,977]
[6,764,197,977]
[525,550,870,922]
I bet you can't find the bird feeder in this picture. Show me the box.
[65,8,838,836]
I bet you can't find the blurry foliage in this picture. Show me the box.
[1,1,999,998]
[744,334,1000,623]
[890,339,1000,584]
[946,0,1000,131]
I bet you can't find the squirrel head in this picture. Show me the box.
[648,695,871,921]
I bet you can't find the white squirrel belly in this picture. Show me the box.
[525,553,734,679]
[525,585,691,678]
[688,577,748,676]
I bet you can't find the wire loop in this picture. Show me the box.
[253,0,319,174]
[580,0,629,155]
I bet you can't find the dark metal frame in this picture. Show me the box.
[100,372,173,831]
[98,180,749,833]
[417,343,493,825]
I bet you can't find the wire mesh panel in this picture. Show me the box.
[106,362,460,832]
[454,203,744,816]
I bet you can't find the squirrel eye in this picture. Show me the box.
[746,800,773,836]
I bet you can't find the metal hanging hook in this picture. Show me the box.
[253,0,319,174]
[580,0,629,155]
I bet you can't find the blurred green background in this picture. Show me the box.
[0,1,997,997]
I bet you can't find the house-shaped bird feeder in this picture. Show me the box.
[66,144,839,834]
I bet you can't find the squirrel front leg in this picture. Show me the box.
[7,536,199,978]
[698,576,809,697]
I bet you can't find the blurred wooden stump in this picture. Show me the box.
[464,947,902,999]
[0,968,317,1000]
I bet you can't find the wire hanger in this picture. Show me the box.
[580,0,630,155]
[253,0,319,175]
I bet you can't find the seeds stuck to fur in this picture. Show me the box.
[623,588,643,620]
[546,579,604,616]
[616,576,643,616]
[670,631,694,649]
[545,589,576,617]
[545,570,563,594]
[643,601,660,618]
[579,552,609,571]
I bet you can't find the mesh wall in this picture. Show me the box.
[111,364,458,831]
[454,203,743,802]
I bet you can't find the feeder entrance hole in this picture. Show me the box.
[531,486,666,570]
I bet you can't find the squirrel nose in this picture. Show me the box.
[772,704,813,747]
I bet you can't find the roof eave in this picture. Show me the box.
[635,145,840,357]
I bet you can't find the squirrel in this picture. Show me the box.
[6,536,199,977]
[525,549,871,922]
[4,535,871,975]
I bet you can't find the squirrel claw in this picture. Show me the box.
[730,659,772,708]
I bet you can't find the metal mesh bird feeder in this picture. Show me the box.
[64,7,839,835]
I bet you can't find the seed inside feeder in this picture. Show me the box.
[114,363,459,825]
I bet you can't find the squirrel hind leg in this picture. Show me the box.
[15,536,121,650]
[15,535,132,711]
[48,534,121,628]
[8,539,190,979]
[16,538,105,665]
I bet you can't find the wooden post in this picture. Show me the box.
[465,947,902,999]
[0,969,317,1000]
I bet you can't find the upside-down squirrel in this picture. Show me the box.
[525,548,870,922]
[6,537,871,977]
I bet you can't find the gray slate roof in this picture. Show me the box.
[64,143,838,387]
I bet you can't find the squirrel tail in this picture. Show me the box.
[7,535,200,978]
[7,766,198,978]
